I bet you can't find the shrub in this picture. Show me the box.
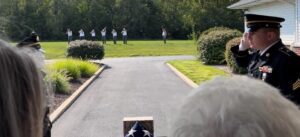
[197,28,242,65]
[225,37,247,74]
[50,59,81,80]
[46,70,71,94]
[67,40,104,60]
[200,27,231,37]
[74,59,99,77]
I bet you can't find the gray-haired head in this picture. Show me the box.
[170,76,300,137]
[18,47,45,69]
[0,39,44,137]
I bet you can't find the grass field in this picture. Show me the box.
[41,40,196,59]
[42,42,68,59]
[168,60,229,85]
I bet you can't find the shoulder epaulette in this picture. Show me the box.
[279,47,292,56]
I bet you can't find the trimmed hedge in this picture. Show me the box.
[225,37,247,74]
[67,40,104,60]
[197,27,242,65]
[200,27,231,37]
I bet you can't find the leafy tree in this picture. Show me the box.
[0,0,243,40]
[177,0,243,39]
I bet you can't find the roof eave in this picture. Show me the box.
[227,0,275,9]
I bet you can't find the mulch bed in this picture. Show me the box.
[50,77,89,113]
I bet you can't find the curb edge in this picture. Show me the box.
[49,64,107,123]
[166,63,198,88]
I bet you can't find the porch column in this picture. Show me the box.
[292,0,300,55]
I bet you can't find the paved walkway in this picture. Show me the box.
[52,55,194,137]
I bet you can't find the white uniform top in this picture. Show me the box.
[67,31,72,36]
[121,30,127,36]
[79,30,85,37]
[112,31,117,37]
[162,31,167,37]
[101,31,106,36]
[91,31,96,37]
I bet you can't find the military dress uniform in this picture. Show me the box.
[232,40,300,103]
[231,14,300,104]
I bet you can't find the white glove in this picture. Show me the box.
[239,32,250,51]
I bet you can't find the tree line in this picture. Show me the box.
[0,0,243,41]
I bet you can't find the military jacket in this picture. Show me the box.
[231,40,300,104]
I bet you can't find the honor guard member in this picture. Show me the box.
[16,32,52,137]
[121,28,127,44]
[79,29,85,40]
[90,29,96,41]
[101,27,107,44]
[66,28,73,43]
[112,29,117,44]
[231,14,300,104]
[162,28,167,44]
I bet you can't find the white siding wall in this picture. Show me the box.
[246,1,295,45]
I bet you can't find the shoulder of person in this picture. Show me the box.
[278,46,298,58]
[273,46,300,67]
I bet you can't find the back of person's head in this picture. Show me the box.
[170,76,300,137]
[0,40,44,137]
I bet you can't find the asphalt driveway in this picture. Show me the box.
[52,55,194,137]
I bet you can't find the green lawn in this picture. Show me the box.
[168,60,229,85]
[42,42,68,59]
[41,40,196,59]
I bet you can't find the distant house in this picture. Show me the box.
[228,0,300,55]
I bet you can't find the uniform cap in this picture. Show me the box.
[245,14,285,32]
[16,32,41,50]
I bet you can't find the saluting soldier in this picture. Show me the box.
[101,27,106,44]
[66,28,72,43]
[79,29,85,40]
[162,28,167,44]
[121,28,127,44]
[231,14,300,104]
[112,29,117,44]
[90,29,96,41]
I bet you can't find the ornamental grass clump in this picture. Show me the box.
[50,59,81,80]
[46,69,71,94]
[73,59,99,77]
[45,59,100,94]
[67,40,104,60]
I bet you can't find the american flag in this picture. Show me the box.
[124,121,153,137]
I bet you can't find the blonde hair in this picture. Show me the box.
[0,40,44,137]
[171,76,300,137]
